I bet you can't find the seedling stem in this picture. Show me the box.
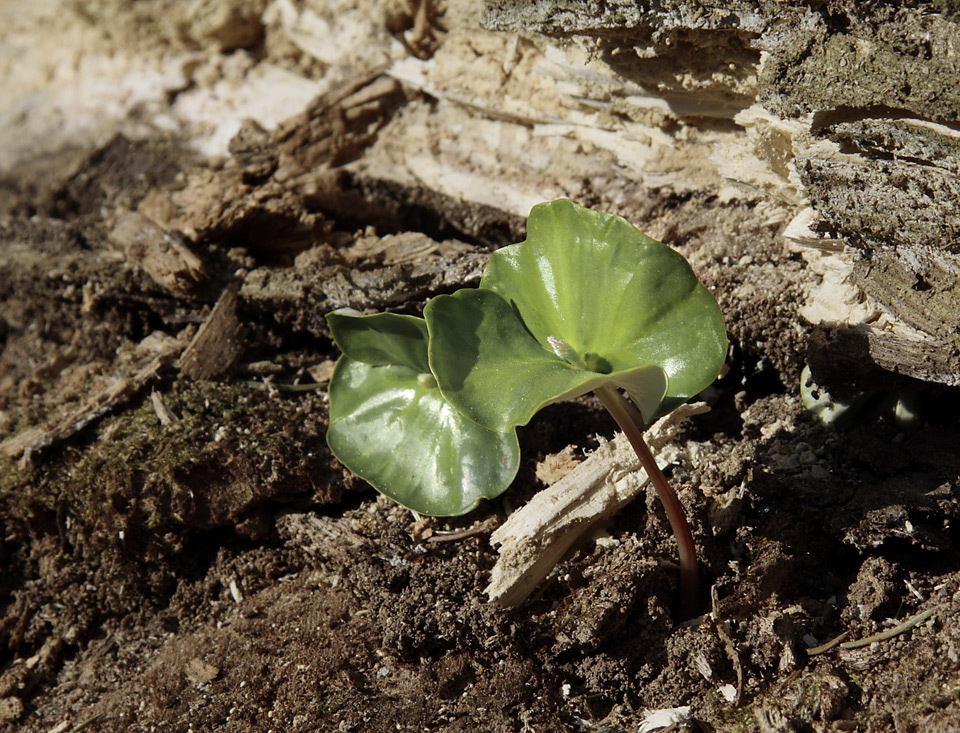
[594,385,699,617]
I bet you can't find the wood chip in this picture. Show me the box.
[179,283,246,381]
[306,360,336,384]
[486,403,709,606]
[108,211,206,293]
[150,390,181,428]
[272,72,405,171]
[534,445,581,486]
[185,658,219,685]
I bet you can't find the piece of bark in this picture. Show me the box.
[272,72,407,170]
[108,211,206,293]
[0,335,183,464]
[758,7,960,125]
[179,283,246,381]
[136,75,405,260]
[344,231,475,266]
[160,79,394,253]
[797,152,960,256]
[319,250,488,311]
[807,324,960,391]
[795,129,960,354]
[486,402,709,607]
[240,242,488,337]
[482,0,767,34]
[850,248,960,349]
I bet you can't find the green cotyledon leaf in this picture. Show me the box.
[425,199,726,430]
[425,288,668,431]
[325,311,519,516]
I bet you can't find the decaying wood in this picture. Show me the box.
[275,512,374,563]
[108,211,206,293]
[240,238,488,336]
[346,231,474,266]
[795,118,960,371]
[384,0,448,59]
[137,73,409,260]
[807,324,960,391]
[150,390,182,428]
[486,1,960,390]
[850,248,960,350]
[319,249,488,310]
[272,72,407,171]
[482,0,768,34]
[486,402,709,607]
[0,334,183,464]
[761,16,960,388]
[179,283,246,381]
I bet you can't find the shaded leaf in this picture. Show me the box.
[327,310,430,373]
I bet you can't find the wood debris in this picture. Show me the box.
[179,283,246,381]
[271,72,406,171]
[275,513,373,563]
[108,211,206,294]
[384,0,447,60]
[150,390,181,428]
[306,360,337,384]
[808,323,960,391]
[240,239,488,336]
[486,403,709,606]
[0,335,184,465]
[185,658,220,685]
[343,231,474,266]
[534,444,581,486]
[637,705,692,733]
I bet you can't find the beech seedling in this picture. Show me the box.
[326,200,726,613]
[425,200,726,612]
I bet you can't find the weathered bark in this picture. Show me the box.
[484,0,960,389]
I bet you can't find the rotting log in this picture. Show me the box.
[483,0,960,391]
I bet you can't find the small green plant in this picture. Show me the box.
[326,200,727,613]
[800,365,921,430]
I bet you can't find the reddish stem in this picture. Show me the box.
[594,386,699,617]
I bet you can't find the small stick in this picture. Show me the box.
[427,525,491,543]
[806,631,851,655]
[712,585,743,704]
[67,713,106,733]
[427,516,498,543]
[840,609,936,649]
[242,381,325,393]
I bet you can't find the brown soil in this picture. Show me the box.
[3,7,960,733]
